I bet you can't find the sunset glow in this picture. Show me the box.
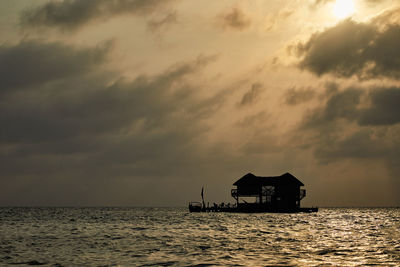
[333,0,355,19]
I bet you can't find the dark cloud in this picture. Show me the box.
[239,83,263,106]
[358,87,400,126]
[297,84,400,203]
[217,7,251,31]
[299,84,400,175]
[302,85,400,128]
[0,40,232,206]
[296,19,375,78]
[0,52,215,145]
[0,40,216,165]
[302,87,362,128]
[0,40,111,93]
[284,87,315,105]
[296,17,400,80]
[313,128,393,161]
[20,0,175,31]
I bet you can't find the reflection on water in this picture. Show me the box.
[0,207,399,266]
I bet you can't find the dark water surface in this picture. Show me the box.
[0,207,399,266]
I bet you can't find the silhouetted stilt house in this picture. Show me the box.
[189,172,317,213]
[231,172,306,212]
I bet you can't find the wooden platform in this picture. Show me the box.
[188,203,318,213]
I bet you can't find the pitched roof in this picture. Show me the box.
[233,172,304,186]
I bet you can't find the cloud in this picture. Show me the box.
[295,84,400,202]
[298,84,400,164]
[358,87,400,126]
[147,11,178,32]
[265,9,294,32]
[284,87,316,105]
[371,7,400,26]
[240,133,282,155]
[310,125,400,199]
[217,7,251,31]
[20,0,175,31]
[312,0,334,5]
[308,0,333,10]
[0,39,227,196]
[0,48,237,206]
[302,87,363,128]
[239,83,263,106]
[295,16,400,80]
[313,128,395,161]
[302,85,400,128]
[0,40,111,94]
[0,51,215,145]
[311,0,384,8]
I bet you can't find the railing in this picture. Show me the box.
[300,189,306,200]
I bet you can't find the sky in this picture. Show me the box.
[1,0,400,207]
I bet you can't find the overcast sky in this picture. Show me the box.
[1,0,399,207]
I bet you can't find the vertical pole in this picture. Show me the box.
[201,186,205,209]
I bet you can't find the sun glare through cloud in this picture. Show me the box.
[333,0,355,19]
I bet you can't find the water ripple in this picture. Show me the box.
[0,207,399,266]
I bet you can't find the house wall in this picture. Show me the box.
[276,185,300,210]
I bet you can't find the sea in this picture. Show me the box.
[0,208,399,267]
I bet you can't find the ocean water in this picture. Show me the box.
[0,208,399,266]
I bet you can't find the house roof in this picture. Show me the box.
[233,172,304,187]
